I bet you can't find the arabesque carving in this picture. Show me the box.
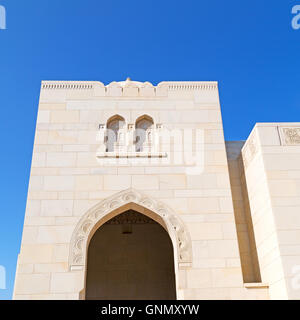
[69,189,192,269]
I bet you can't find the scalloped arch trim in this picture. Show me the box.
[69,188,192,269]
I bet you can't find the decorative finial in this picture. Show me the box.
[126,77,131,81]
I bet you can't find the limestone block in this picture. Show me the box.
[73,199,99,216]
[14,274,50,295]
[63,145,90,152]
[34,263,68,273]
[272,196,300,207]
[155,84,168,97]
[24,217,55,226]
[19,244,54,263]
[261,256,285,285]
[211,268,243,288]
[186,174,218,189]
[17,264,34,274]
[34,131,49,145]
[187,198,220,214]
[274,206,300,230]
[226,258,241,268]
[44,176,75,191]
[177,269,187,289]
[78,130,99,144]
[106,85,122,97]
[193,258,226,269]
[193,88,219,104]
[257,126,281,146]
[37,111,50,124]
[222,222,238,240]
[143,189,173,198]
[268,180,298,197]
[28,191,58,200]
[140,86,155,97]
[21,226,38,244]
[186,269,212,288]
[28,176,44,192]
[206,150,228,166]
[31,168,59,176]
[103,175,131,190]
[268,278,288,299]
[50,111,79,123]
[79,110,102,124]
[75,175,103,191]
[53,244,69,263]
[219,197,234,212]
[123,87,139,96]
[187,223,223,240]
[277,230,300,245]
[132,175,159,190]
[35,145,62,153]
[46,152,77,167]
[39,103,66,111]
[159,174,186,189]
[48,130,78,145]
[77,152,99,167]
[37,226,74,244]
[207,240,240,258]
[31,152,46,168]
[50,272,84,293]
[175,189,231,198]
[41,200,73,217]
[55,217,79,226]
[93,82,106,97]
[90,167,118,175]
[160,197,188,214]
[118,167,145,174]
[263,154,300,171]
[67,100,116,110]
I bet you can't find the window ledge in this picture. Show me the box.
[244,283,269,289]
[96,151,168,158]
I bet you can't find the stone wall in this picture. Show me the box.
[14,80,270,299]
[241,123,300,299]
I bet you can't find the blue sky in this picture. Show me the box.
[0,0,299,299]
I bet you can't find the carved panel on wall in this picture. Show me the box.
[279,127,300,146]
[241,132,259,169]
[69,189,192,269]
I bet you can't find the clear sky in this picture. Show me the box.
[0,0,299,299]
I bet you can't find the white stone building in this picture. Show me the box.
[13,79,300,300]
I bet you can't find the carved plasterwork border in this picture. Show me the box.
[241,131,259,169]
[69,188,192,270]
[278,127,300,146]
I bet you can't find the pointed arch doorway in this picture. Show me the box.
[85,209,176,300]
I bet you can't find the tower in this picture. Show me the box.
[13,79,300,299]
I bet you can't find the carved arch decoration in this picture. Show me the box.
[105,114,126,152]
[135,114,154,125]
[134,115,155,152]
[69,188,192,270]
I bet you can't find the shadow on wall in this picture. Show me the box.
[85,210,176,300]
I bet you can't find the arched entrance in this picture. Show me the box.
[68,189,192,299]
[85,210,176,300]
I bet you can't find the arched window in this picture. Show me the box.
[135,115,154,152]
[106,115,125,152]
